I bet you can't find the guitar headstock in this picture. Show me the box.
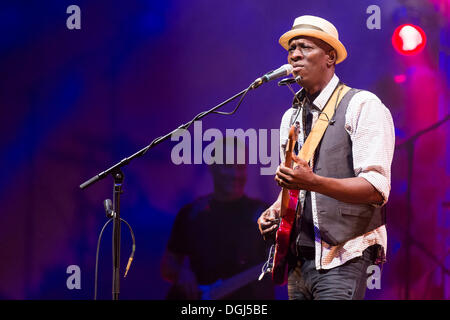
[288,121,300,144]
[285,122,300,157]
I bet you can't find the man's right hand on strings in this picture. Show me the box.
[257,202,281,240]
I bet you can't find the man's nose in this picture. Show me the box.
[290,48,304,61]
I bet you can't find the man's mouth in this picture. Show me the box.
[292,67,304,78]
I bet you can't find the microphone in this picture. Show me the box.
[251,64,294,89]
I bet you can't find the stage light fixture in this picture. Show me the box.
[392,24,427,56]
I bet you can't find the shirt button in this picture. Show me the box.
[345,124,352,132]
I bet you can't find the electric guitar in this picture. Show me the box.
[166,263,264,300]
[272,122,300,285]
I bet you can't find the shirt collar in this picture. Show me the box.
[293,74,340,111]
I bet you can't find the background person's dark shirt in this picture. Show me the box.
[167,194,274,299]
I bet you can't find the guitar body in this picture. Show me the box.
[272,189,299,285]
[272,123,300,286]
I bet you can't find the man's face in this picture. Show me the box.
[287,36,335,90]
[210,163,247,198]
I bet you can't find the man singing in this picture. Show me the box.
[257,15,395,300]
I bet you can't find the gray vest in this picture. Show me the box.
[305,87,385,246]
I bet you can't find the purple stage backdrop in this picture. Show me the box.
[0,0,449,300]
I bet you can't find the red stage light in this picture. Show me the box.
[394,74,407,83]
[392,24,427,56]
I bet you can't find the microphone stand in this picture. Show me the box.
[111,169,123,301]
[80,81,263,300]
[395,114,450,300]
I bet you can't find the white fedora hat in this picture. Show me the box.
[279,15,347,64]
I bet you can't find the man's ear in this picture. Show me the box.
[327,49,337,67]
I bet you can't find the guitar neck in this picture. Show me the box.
[280,188,290,218]
[208,263,264,300]
[280,123,299,218]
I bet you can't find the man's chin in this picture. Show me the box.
[297,77,309,88]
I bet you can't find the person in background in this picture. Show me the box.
[161,137,274,299]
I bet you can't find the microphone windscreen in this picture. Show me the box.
[283,64,294,74]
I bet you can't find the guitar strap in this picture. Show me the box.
[297,83,351,163]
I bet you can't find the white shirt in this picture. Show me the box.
[279,74,395,269]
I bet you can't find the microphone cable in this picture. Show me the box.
[140,81,255,157]
[210,83,253,116]
[94,215,136,300]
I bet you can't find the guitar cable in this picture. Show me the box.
[259,243,276,281]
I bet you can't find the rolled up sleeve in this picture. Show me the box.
[345,91,395,206]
